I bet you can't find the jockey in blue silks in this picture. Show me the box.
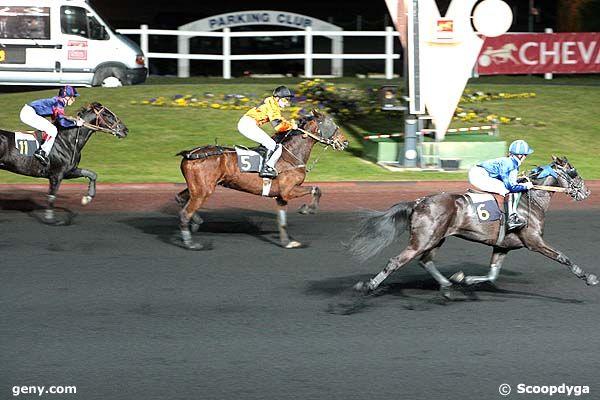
[468,139,534,230]
[19,85,84,166]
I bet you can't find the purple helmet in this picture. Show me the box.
[58,85,79,98]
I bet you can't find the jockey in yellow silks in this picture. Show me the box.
[238,86,297,178]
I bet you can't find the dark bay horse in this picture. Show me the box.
[348,156,597,299]
[0,102,128,223]
[175,110,348,250]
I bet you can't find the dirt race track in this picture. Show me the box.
[1,182,600,400]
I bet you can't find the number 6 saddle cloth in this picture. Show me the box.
[463,190,503,223]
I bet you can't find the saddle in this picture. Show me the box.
[463,189,503,223]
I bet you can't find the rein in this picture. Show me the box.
[67,105,122,136]
[298,128,336,147]
[281,125,338,173]
[532,185,567,193]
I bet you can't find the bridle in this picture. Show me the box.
[79,105,123,136]
[530,162,587,200]
[297,118,346,150]
[280,116,346,173]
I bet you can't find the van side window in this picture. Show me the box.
[60,6,108,40]
[0,6,50,39]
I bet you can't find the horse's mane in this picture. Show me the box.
[76,102,102,117]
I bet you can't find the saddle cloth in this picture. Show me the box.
[235,146,265,173]
[13,131,43,156]
[464,191,502,223]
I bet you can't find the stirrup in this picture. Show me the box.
[507,214,525,231]
[259,165,278,178]
[34,150,49,166]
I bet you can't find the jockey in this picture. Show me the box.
[468,139,534,230]
[238,85,297,178]
[19,85,84,166]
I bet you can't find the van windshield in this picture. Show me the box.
[60,6,109,40]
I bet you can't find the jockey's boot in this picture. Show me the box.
[33,148,49,166]
[504,193,525,231]
[259,148,278,179]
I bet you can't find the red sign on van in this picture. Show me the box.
[67,40,88,61]
[477,33,600,74]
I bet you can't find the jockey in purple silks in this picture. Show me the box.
[19,85,84,166]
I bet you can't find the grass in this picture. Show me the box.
[1,75,599,184]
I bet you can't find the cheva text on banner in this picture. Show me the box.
[476,32,600,75]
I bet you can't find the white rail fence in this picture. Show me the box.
[116,25,401,79]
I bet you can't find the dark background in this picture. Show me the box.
[93,0,559,32]
[89,1,590,77]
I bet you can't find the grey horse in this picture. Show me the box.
[348,156,597,299]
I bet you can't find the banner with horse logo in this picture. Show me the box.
[477,32,600,75]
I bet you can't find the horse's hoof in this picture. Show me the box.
[81,195,93,206]
[285,240,302,249]
[586,274,599,286]
[353,281,372,295]
[185,241,204,250]
[297,205,310,215]
[450,271,465,284]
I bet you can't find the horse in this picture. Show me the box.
[348,156,597,300]
[0,102,128,223]
[174,110,348,250]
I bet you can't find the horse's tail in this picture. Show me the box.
[347,201,416,262]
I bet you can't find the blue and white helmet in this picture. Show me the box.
[509,139,533,155]
[58,85,79,98]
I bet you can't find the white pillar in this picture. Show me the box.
[140,24,149,70]
[304,27,313,78]
[223,27,231,79]
[177,32,190,78]
[385,26,394,79]
[331,36,343,77]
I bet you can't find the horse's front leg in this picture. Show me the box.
[296,186,321,215]
[64,168,97,205]
[451,248,509,286]
[45,175,63,223]
[524,237,598,286]
[275,197,301,249]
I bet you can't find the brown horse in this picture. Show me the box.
[348,156,597,299]
[174,110,348,250]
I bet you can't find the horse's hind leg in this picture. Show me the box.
[451,248,508,286]
[175,188,203,230]
[417,239,457,297]
[175,188,190,207]
[357,225,450,295]
[276,198,301,249]
[43,175,62,223]
[178,178,216,250]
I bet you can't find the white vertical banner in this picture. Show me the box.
[385,0,513,141]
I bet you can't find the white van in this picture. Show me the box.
[0,0,147,86]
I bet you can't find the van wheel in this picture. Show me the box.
[92,67,127,87]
